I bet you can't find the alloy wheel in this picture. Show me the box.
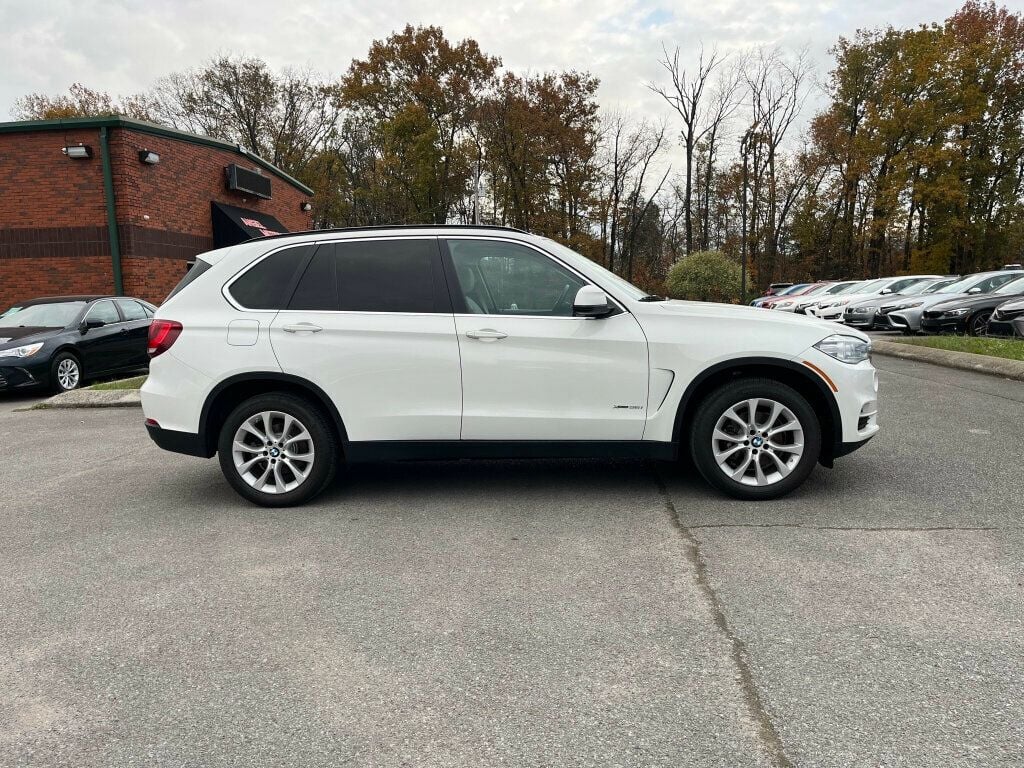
[57,358,80,390]
[970,312,991,336]
[232,410,315,494]
[711,398,805,487]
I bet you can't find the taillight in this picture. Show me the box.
[148,319,183,358]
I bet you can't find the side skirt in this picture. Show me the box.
[344,440,678,463]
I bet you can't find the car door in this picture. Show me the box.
[114,299,152,369]
[76,300,126,375]
[443,237,649,442]
[268,237,463,442]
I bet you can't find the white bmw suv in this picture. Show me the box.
[143,226,879,506]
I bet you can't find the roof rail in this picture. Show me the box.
[251,223,531,243]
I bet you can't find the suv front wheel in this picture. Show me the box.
[690,378,822,500]
[217,393,338,507]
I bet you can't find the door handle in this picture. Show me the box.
[465,329,508,341]
[282,323,323,334]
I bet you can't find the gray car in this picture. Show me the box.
[844,277,959,329]
[986,296,1024,337]
[883,270,1024,333]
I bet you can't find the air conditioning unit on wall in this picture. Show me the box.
[226,164,272,199]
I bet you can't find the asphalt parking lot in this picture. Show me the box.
[2,355,1022,767]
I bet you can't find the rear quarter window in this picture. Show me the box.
[228,245,314,310]
[166,258,213,302]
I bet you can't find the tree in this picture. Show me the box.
[665,250,742,301]
[340,24,499,224]
[12,83,152,120]
[650,44,740,255]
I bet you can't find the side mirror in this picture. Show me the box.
[967,287,982,294]
[880,288,893,294]
[80,318,105,333]
[573,286,613,318]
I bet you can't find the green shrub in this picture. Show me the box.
[665,251,742,302]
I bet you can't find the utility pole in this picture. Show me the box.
[739,121,759,303]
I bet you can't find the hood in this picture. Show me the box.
[655,299,869,341]
[995,296,1024,312]
[847,293,913,310]
[929,292,1024,313]
[881,292,969,312]
[0,326,62,347]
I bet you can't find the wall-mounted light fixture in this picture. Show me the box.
[138,149,160,165]
[63,144,92,159]
[300,202,312,212]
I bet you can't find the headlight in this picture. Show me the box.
[898,301,924,310]
[0,342,44,359]
[813,334,871,364]
[944,308,970,316]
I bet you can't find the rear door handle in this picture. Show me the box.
[465,329,508,340]
[282,322,323,334]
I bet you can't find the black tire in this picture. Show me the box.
[217,393,339,507]
[50,351,83,393]
[689,378,822,501]
[968,311,991,337]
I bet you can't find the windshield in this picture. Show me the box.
[802,283,833,296]
[886,277,928,294]
[921,278,957,294]
[541,239,649,300]
[854,279,889,295]
[993,275,1024,295]
[940,272,1023,294]
[0,301,86,328]
[778,283,809,296]
[830,281,865,295]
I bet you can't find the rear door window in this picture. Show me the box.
[229,245,314,309]
[116,299,148,321]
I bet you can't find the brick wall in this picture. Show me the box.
[0,124,313,309]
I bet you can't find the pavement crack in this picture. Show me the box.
[651,468,794,768]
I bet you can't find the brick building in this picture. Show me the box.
[0,116,314,309]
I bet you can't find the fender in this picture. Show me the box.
[670,356,843,459]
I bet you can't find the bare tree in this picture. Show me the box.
[744,47,812,279]
[596,111,667,272]
[649,43,739,255]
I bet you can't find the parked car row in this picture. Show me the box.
[0,295,155,393]
[755,269,1024,337]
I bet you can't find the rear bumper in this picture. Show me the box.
[145,422,212,458]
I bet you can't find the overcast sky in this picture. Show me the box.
[0,0,999,140]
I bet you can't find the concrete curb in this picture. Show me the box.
[872,340,1024,382]
[34,389,142,409]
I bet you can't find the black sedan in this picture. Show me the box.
[0,295,154,394]
[919,275,1024,336]
[986,297,1024,337]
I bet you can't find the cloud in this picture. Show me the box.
[2,0,970,141]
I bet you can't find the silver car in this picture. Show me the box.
[884,270,1024,333]
[844,277,959,329]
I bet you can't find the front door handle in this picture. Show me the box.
[465,329,508,341]
[282,322,323,334]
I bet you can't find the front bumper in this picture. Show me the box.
[886,308,924,332]
[985,319,1017,337]
[843,309,878,328]
[0,360,50,391]
[920,316,967,334]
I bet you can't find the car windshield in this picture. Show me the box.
[830,281,866,294]
[993,275,1024,295]
[921,279,957,294]
[0,301,85,328]
[854,279,889,294]
[778,284,809,296]
[940,272,1023,294]
[802,283,832,296]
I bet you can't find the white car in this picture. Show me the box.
[143,226,880,506]
[806,275,943,321]
[770,281,865,313]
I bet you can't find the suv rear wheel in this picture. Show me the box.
[217,393,338,507]
[690,378,821,500]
